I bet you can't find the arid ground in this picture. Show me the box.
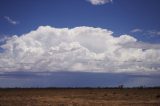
[0,88,160,106]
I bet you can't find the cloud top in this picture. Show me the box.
[0,26,160,74]
[87,0,112,5]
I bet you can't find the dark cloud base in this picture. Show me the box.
[0,72,160,88]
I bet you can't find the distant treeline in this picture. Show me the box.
[0,86,160,89]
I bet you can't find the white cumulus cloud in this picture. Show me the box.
[87,0,112,5]
[0,26,160,74]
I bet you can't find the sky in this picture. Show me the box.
[0,0,160,87]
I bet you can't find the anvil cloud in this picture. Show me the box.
[0,26,160,73]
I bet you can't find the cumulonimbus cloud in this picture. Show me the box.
[0,26,160,73]
[87,0,112,5]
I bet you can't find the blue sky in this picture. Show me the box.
[0,0,160,87]
[0,0,160,42]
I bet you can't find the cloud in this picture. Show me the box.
[0,26,160,74]
[0,36,8,43]
[131,29,160,37]
[4,16,19,25]
[131,29,143,33]
[147,30,160,36]
[87,0,112,5]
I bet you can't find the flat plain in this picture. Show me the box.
[0,88,160,106]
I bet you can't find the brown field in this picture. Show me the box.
[0,88,160,106]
